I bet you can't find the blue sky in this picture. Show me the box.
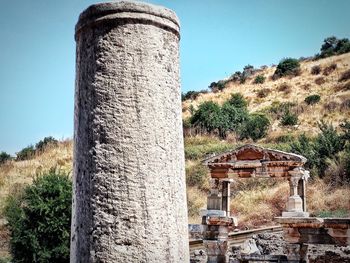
[0,0,349,155]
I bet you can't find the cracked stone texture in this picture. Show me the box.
[71,1,189,262]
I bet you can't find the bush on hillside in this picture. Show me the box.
[35,136,58,152]
[230,65,256,84]
[253,75,266,84]
[16,145,35,161]
[0,151,11,164]
[257,88,271,98]
[290,134,318,171]
[315,77,326,85]
[277,82,292,94]
[311,65,321,75]
[339,69,350,82]
[315,122,345,176]
[209,80,226,92]
[315,36,350,59]
[239,113,270,141]
[305,94,321,105]
[323,63,337,76]
[190,93,249,139]
[190,101,222,134]
[182,91,200,101]
[4,170,72,263]
[220,102,249,137]
[280,110,298,126]
[226,93,248,109]
[273,58,300,79]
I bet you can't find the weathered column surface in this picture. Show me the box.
[71,1,189,262]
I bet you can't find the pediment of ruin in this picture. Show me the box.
[203,144,307,178]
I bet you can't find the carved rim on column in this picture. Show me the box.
[75,1,180,41]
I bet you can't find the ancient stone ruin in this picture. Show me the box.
[199,144,350,262]
[72,1,189,262]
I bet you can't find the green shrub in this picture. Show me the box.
[16,145,35,161]
[280,110,298,126]
[305,94,321,105]
[230,71,242,82]
[253,75,266,84]
[273,58,300,79]
[343,145,350,180]
[190,93,249,138]
[220,102,249,136]
[311,65,321,75]
[239,113,270,141]
[4,170,72,263]
[0,151,11,164]
[190,101,222,134]
[289,134,318,172]
[226,93,248,109]
[209,80,226,92]
[35,136,58,152]
[317,36,350,59]
[315,122,345,176]
[182,90,200,101]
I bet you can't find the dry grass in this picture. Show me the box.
[307,179,350,215]
[228,178,350,229]
[230,180,289,229]
[182,53,350,137]
[187,186,207,224]
[0,140,73,214]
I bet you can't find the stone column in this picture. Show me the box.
[221,179,233,217]
[202,179,237,263]
[72,2,189,262]
[282,168,309,217]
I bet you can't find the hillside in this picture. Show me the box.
[1,53,350,260]
[182,53,350,139]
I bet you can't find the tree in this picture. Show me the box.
[0,151,11,164]
[239,113,270,141]
[290,134,318,171]
[317,36,350,58]
[273,58,300,78]
[190,101,222,134]
[225,93,248,109]
[35,136,58,152]
[16,145,35,161]
[4,170,72,263]
[315,122,345,176]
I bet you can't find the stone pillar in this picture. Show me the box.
[201,179,237,263]
[72,2,189,262]
[221,179,233,217]
[282,168,309,217]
